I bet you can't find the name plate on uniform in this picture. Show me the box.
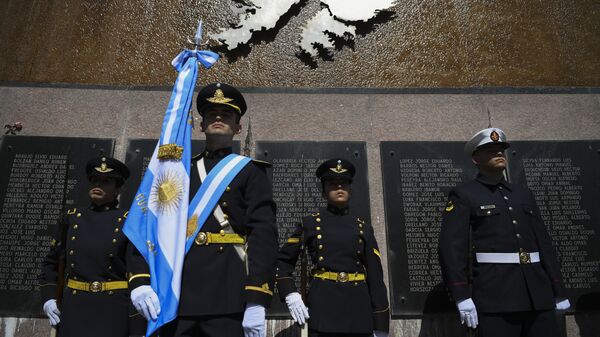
[381,140,600,317]
[0,135,114,316]
[255,141,371,317]
[120,139,241,208]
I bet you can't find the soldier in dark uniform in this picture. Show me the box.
[438,128,571,337]
[277,158,390,337]
[39,156,134,337]
[128,83,278,337]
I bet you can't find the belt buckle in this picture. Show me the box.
[90,281,102,292]
[519,252,531,264]
[337,272,348,283]
[195,232,208,245]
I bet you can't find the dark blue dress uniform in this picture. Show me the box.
[439,128,567,337]
[277,159,389,336]
[127,147,278,335]
[39,157,137,337]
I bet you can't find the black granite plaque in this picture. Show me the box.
[381,142,478,317]
[0,135,114,316]
[255,141,371,317]
[121,139,241,208]
[509,141,600,311]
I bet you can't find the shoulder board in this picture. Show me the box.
[67,208,77,215]
[251,159,272,168]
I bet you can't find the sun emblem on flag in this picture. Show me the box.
[150,169,184,215]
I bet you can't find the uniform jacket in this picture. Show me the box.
[277,205,389,333]
[128,147,278,315]
[39,201,136,337]
[439,174,566,313]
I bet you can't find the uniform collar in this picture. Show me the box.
[326,204,350,216]
[200,147,233,159]
[476,173,512,191]
[89,199,119,211]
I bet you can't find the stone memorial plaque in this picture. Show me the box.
[121,139,241,208]
[0,135,114,316]
[509,141,600,311]
[255,141,370,317]
[381,142,478,316]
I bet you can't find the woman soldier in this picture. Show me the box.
[39,156,135,337]
[277,158,390,337]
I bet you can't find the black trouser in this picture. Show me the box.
[160,314,243,337]
[308,330,371,337]
[478,310,560,337]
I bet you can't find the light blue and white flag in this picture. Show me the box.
[123,44,219,335]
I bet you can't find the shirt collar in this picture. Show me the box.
[202,147,233,159]
[326,204,350,216]
[476,173,512,191]
[89,199,119,211]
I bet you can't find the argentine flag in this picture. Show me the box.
[124,48,219,336]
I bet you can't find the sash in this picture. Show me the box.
[185,153,251,253]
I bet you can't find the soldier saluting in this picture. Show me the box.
[277,158,389,337]
[438,128,570,337]
[39,157,134,337]
[128,83,278,337]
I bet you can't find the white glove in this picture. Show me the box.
[242,303,266,337]
[131,285,161,321]
[373,330,388,337]
[43,299,60,326]
[555,299,571,310]
[285,292,310,326]
[456,298,478,328]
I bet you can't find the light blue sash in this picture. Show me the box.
[185,154,251,253]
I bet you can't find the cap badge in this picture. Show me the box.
[95,162,114,173]
[330,160,348,174]
[207,89,234,104]
[490,130,500,142]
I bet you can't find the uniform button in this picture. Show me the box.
[221,202,228,208]
[357,250,361,254]
[486,211,491,215]
[112,239,117,244]
[114,228,120,232]
[358,239,363,244]
[321,267,326,271]
[108,266,112,270]
[509,207,513,211]
[73,276,77,280]
[219,229,226,236]
[504,196,509,200]
[69,250,74,255]
[498,186,503,190]
[359,230,364,235]
[316,226,321,231]
[223,214,229,220]
[318,245,323,250]
[108,278,112,281]
[318,256,324,261]
[219,246,224,252]
[108,291,114,295]
[70,263,75,268]
[225,186,231,192]
[109,253,113,258]
[118,218,122,223]
[316,218,321,223]
[71,236,76,240]
[72,290,77,295]
[516,233,521,238]
[512,220,518,224]
[317,234,322,239]
[356,261,361,265]
[359,223,363,228]
[76,213,81,217]
[73,224,78,229]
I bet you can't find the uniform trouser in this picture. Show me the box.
[308,330,371,337]
[478,310,560,337]
[160,314,243,337]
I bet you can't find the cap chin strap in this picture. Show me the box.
[197,158,248,274]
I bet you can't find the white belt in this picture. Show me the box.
[476,252,540,264]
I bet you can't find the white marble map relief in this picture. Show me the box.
[211,0,397,58]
